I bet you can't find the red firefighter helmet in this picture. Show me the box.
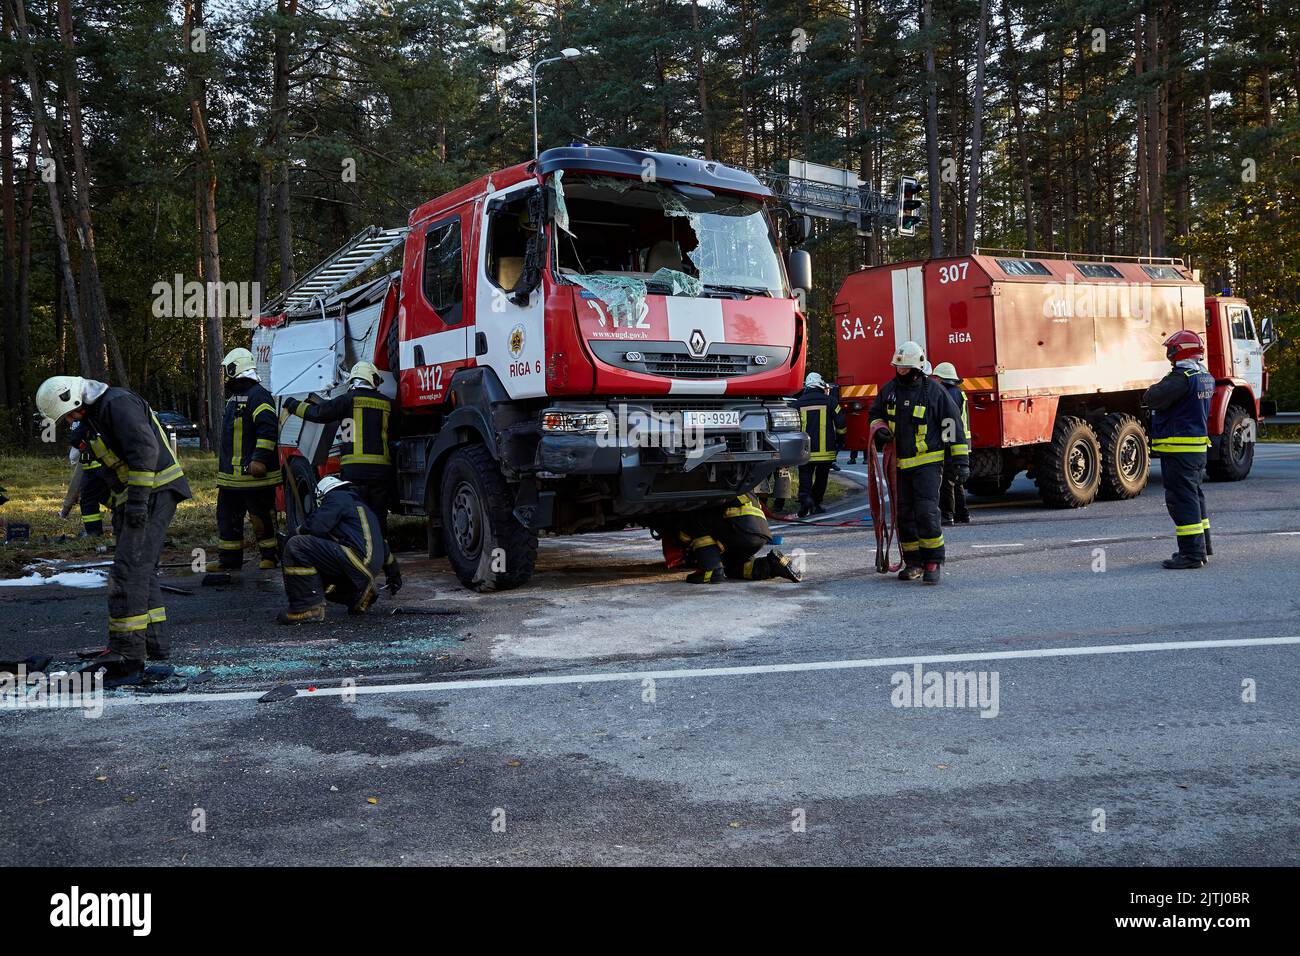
[1163,329,1205,363]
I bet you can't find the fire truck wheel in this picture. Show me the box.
[440,444,538,591]
[1206,404,1254,482]
[1037,416,1102,508]
[1097,413,1150,500]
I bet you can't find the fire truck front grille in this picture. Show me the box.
[641,352,750,378]
[588,341,791,380]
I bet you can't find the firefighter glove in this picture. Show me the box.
[282,397,300,415]
[124,489,149,528]
[873,427,893,451]
[245,459,268,479]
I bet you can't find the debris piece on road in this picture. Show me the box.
[258,684,297,703]
[159,584,192,596]
[386,606,462,616]
[201,572,234,587]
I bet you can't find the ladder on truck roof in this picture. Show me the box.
[262,225,409,317]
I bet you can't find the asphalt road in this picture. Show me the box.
[2,445,1298,866]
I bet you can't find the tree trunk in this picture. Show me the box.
[1,1,16,406]
[690,0,712,159]
[963,0,988,253]
[922,0,943,258]
[272,0,298,292]
[1000,0,1034,248]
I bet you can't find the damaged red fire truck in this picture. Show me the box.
[252,146,811,591]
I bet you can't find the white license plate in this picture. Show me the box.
[683,410,741,430]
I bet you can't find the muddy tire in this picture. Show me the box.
[1037,416,1102,508]
[440,444,537,590]
[1097,413,1149,500]
[1207,404,1254,481]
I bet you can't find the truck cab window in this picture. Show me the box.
[422,218,463,324]
[553,174,786,296]
[486,192,538,293]
[1229,308,1248,340]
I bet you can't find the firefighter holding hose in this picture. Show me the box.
[869,341,968,585]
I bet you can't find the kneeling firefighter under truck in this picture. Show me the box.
[254,145,812,592]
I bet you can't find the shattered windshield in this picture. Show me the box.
[551,173,787,298]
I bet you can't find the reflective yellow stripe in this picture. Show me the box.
[81,513,101,523]
[356,506,374,564]
[724,495,766,520]
[255,438,276,450]
[284,566,318,575]
[342,545,375,583]
[898,449,945,469]
[913,405,927,418]
[1202,519,1210,530]
[1152,435,1211,452]
[900,540,921,552]
[217,471,283,488]
[919,535,945,549]
[257,538,278,548]
[341,453,390,466]
[690,535,717,549]
[127,470,156,486]
[253,403,275,419]
[108,613,150,633]
[1175,523,1205,535]
[147,607,167,623]
[743,559,756,579]
[949,444,970,456]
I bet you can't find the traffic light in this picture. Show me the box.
[897,175,923,236]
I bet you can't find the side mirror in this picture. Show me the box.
[787,248,813,297]
[1258,315,1278,350]
[787,214,813,248]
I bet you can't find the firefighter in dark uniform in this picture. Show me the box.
[36,375,191,685]
[869,341,968,584]
[654,493,802,584]
[210,347,281,571]
[278,475,402,623]
[66,419,112,536]
[792,371,846,517]
[283,361,396,537]
[1145,330,1216,569]
[933,362,971,525]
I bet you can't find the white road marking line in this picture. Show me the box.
[1071,537,1127,543]
[8,635,1298,711]
[970,543,1023,548]
[1271,532,1300,536]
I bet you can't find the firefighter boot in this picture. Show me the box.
[76,650,145,689]
[897,565,923,582]
[686,567,727,584]
[277,603,326,625]
[1162,554,1205,570]
[348,583,378,615]
[769,549,803,583]
[922,562,942,585]
[1204,528,1213,557]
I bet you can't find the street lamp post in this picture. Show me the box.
[532,48,583,159]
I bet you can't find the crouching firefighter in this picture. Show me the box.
[210,347,282,572]
[35,376,191,686]
[1145,330,1215,569]
[278,475,402,624]
[282,361,396,537]
[869,341,968,585]
[656,494,802,584]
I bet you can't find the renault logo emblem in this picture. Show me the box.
[688,329,707,357]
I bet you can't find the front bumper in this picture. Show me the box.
[535,399,808,508]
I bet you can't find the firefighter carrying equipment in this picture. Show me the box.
[221,347,258,381]
[280,481,400,621]
[793,383,847,464]
[890,340,926,371]
[867,370,968,472]
[1145,359,1213,565]
[347,361,383,389]
[66,385,191,663]
[218,377,282,489]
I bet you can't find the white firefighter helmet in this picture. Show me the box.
[891,340,926,370]
[804,371,826,389]
[348,361,382,389]
[222,347,258,381]
[315,474,350,501]
[933,361,960,382]
[35,376,87,423]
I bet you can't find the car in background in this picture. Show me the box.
[156,411,201,448]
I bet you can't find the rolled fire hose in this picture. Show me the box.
[866,422,901,573]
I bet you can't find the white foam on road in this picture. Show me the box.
[0,570,106,589]
[11,634,1298,711]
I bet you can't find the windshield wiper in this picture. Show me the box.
[702,283,772,297]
